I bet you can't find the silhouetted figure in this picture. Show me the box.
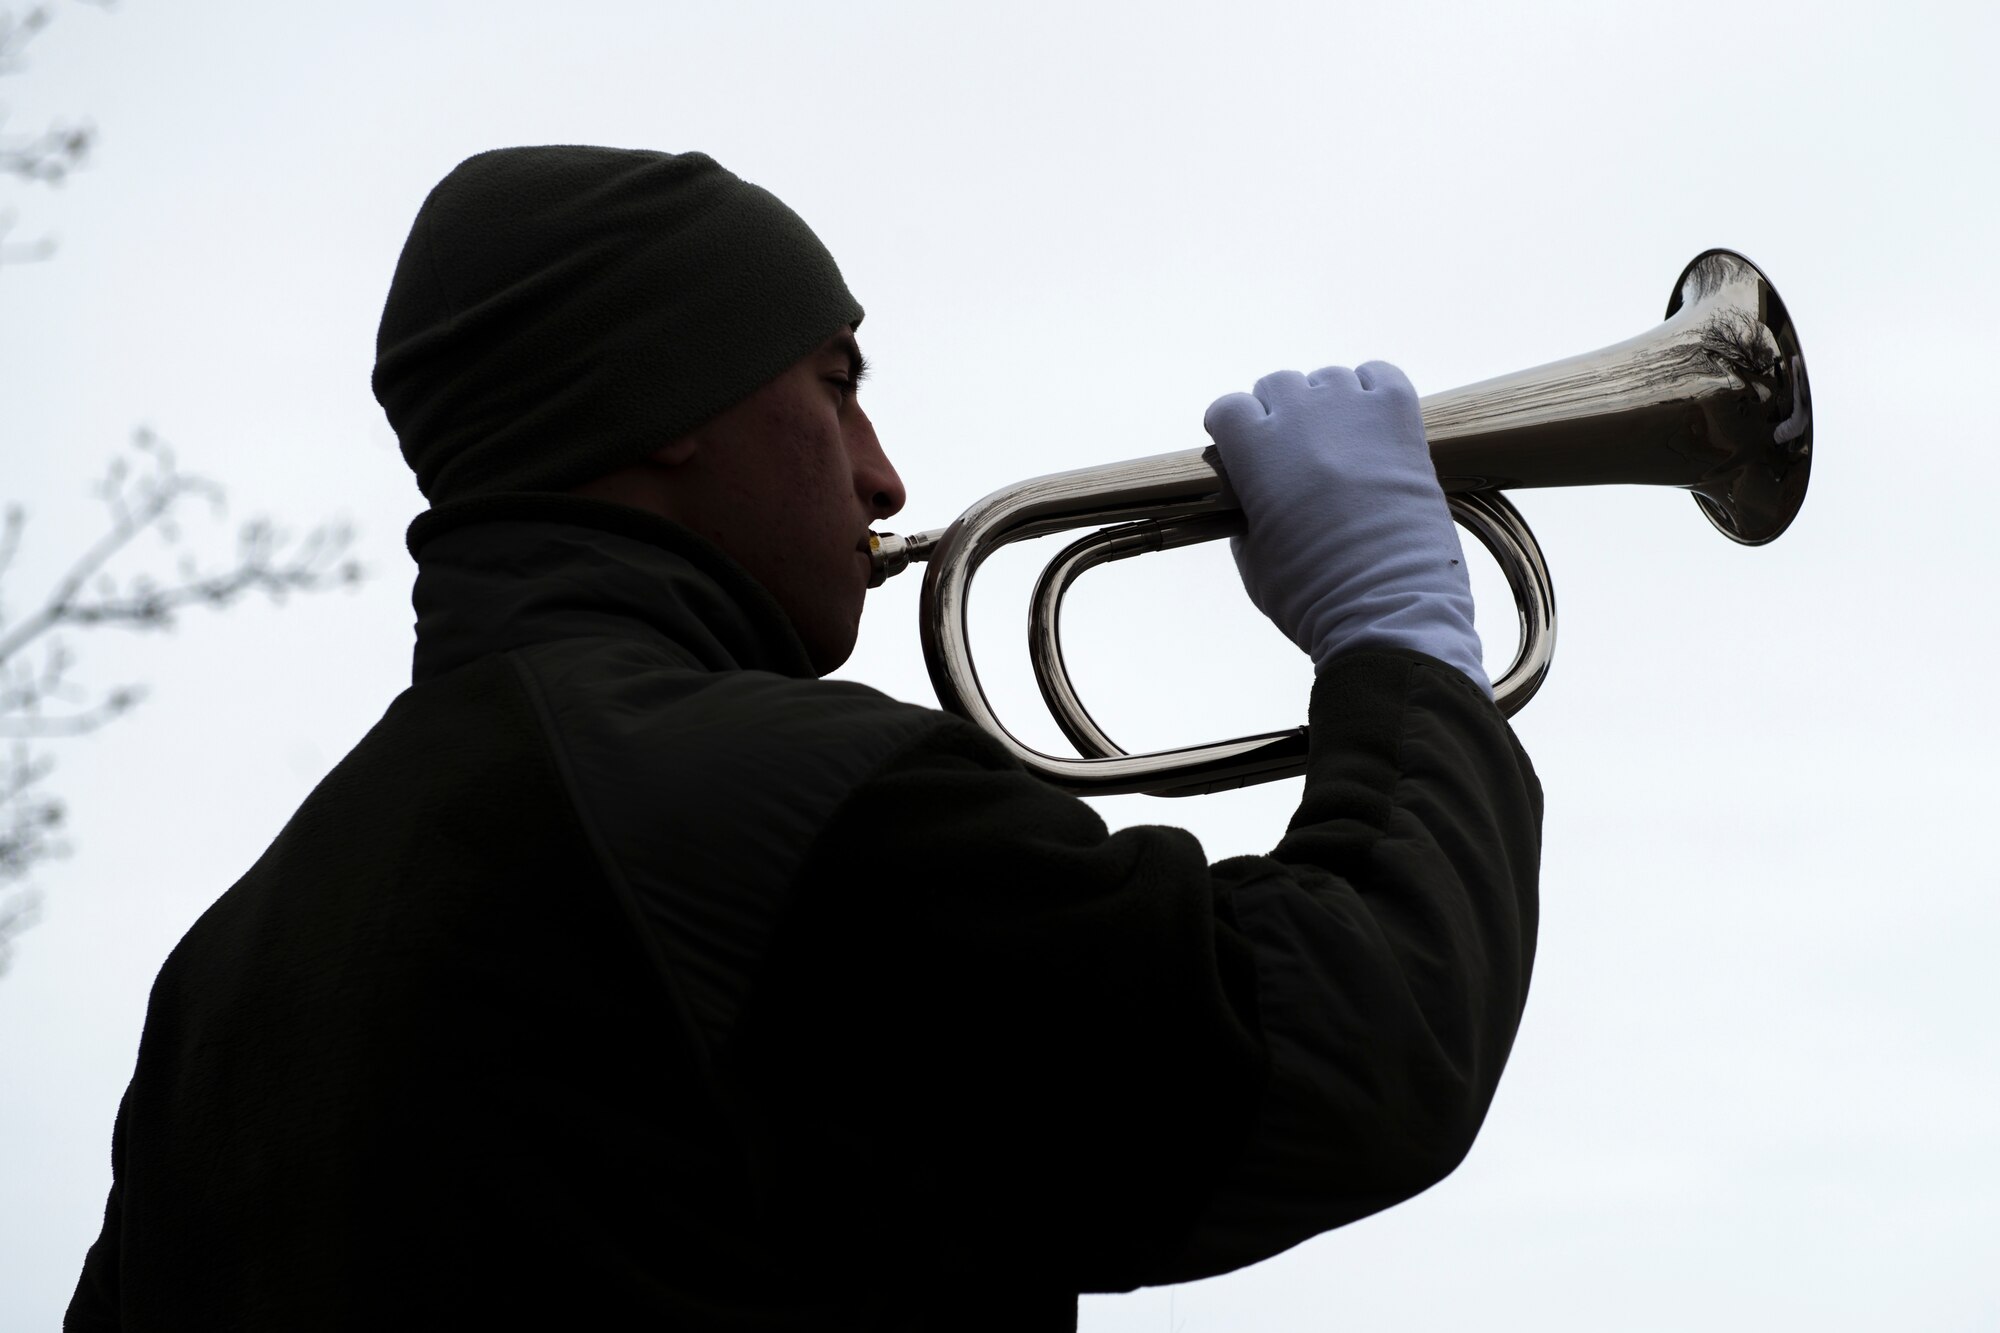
[67,147,1540,1331]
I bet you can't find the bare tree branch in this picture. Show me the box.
[0,0,361,979]
[0,502,23,585]
[0,0,364,976]
[0,743,58,972]
[0,4,54,73]
[0,431,362,670]
[0,431,364,972]
[0,885,41,974]
[0,0,114,269]
[0,118,93,184]
[0,2,113,77]
[0,4,96,182]
[0,681,142,737]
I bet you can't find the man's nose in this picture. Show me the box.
[856,423,906,520]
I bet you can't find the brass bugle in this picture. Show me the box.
[869,249,1812,798]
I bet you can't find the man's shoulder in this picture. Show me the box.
[497,638,986,1051]
[511,634,949,762]
[504,636,992,882]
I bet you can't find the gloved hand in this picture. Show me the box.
[1204,361,1491,695]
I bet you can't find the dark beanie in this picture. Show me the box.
[373,145,863,504]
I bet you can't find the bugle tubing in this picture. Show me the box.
[869,249,1812,797]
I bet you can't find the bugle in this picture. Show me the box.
[869,249,1812,798]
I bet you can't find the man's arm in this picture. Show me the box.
[1153,649,1538,1281]
[729,356,1535,1293]
[727,645,1538,1293]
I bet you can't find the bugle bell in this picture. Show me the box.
[869,249,1812,798]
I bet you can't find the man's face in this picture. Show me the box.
[677,327,904,674]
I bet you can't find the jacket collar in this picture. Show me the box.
[407,494,817,685]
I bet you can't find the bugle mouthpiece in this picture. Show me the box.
[868,529,944,588]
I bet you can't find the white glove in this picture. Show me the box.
[1203,361,1490,695]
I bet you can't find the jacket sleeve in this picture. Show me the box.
[727,649,1540,1294]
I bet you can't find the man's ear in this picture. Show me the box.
[650,435,700,467]
[568,433,703,511]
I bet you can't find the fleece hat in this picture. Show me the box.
[373,145,863,504]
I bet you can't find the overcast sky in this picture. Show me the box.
[2,1,1995,1328]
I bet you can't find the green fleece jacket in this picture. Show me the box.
[68,497,1541,1331]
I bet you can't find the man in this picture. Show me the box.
[68,146,1540,1331]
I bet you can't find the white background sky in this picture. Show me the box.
[2,1,1995,1328]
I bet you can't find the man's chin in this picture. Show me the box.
[803,620,861,677]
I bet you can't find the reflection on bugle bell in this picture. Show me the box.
[869,249,1813,798]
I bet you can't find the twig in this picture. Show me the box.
[0,434,359,868]
[0,685,141,736]
[0,431,361,669]
[0,119,95,184]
